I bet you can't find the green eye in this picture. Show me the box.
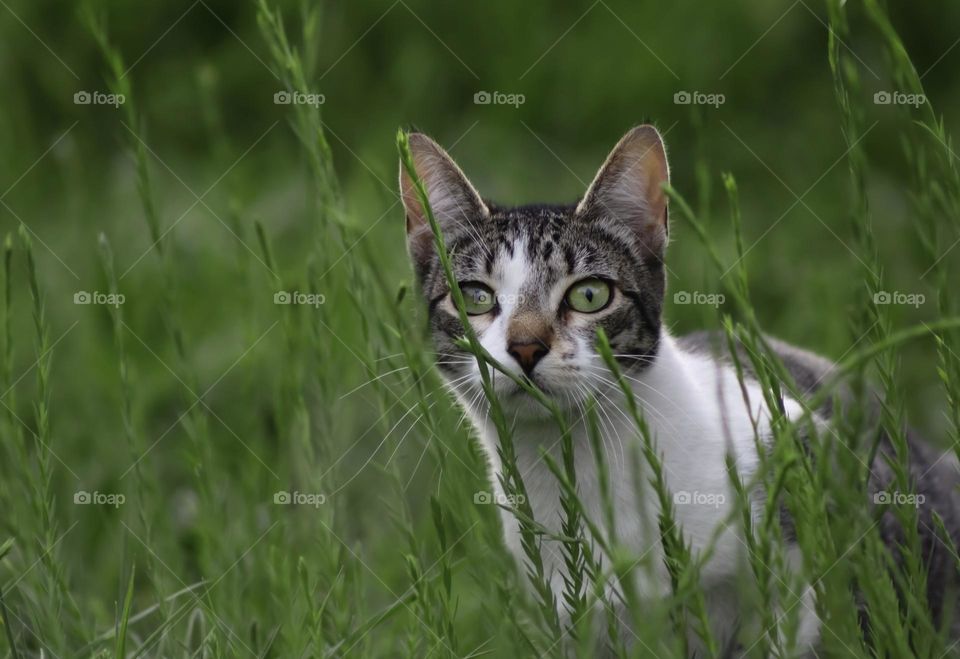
[459,283,496,315]
[565,278,611,313]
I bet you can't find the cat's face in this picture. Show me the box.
[400,127,670,416]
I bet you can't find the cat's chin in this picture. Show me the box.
[495,393,556,419]
[472,382,588,420]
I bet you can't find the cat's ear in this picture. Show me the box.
[400,133,488,262]
[576,125,670,259]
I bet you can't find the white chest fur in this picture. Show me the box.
[460,333,819,649]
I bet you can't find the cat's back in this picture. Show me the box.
[677,330,838,402]
[679,329,960,625]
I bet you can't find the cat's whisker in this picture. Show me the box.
[581,366,686,444]
[327,395,428,493]
[571,381,621,472]
[384,400,440,470]
[435,354,481,368]
[443,372,474,387]
[446,215,492,260]
[580,380,626,471]
[443,384,478,407]
[339,366,411,399]
[456,388,485,431]
[583,362,694,425]
[607,369,701,430]
[590,386,628,471]
[578,365,621,391]
[446,379,479,403]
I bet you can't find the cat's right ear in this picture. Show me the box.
[399,133,488,265]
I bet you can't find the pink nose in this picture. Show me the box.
[507,340,550,375]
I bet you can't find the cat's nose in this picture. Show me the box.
[507,340,550,375]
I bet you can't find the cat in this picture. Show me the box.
[398,126,960,654]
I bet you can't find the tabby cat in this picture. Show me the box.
[399,126,960,653]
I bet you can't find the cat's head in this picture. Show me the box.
[400,126,670,415]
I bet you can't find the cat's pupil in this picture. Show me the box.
[585,289,594,302]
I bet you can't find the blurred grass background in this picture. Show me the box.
[0,0,958,655]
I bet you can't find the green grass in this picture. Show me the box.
[0,0,959,656]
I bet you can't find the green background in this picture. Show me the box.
[0,0,957,655]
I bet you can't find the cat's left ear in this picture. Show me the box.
[576,125,670,259]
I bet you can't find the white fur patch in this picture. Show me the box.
[455,331,820,651]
